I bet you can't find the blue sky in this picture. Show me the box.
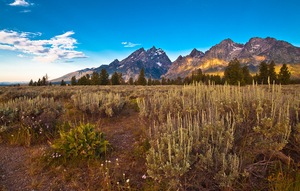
[1,0,300,82]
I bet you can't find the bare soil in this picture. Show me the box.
[0,108,148,191]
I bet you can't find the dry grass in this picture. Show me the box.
[0,84,300,190]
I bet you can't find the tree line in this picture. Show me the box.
[224,58,291,85]
[71,69,156,86]
[29,74,52,86]
[29,60,294,86]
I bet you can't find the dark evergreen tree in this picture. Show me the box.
[153,79,161,85]
[137,68,147,85]
[268,60,277,84]
[118,73,125,85]
[37,78,41,86]
[258,61,269,84]
[128,77,134,85]
[29,79,33,86]
[99,69,109,85]
[91,72,100,85]
[85,74,91,85]
[42,76,47,86]
[161,77,167,85]
[278,64,291,85]
[147,76,152,86]
[71,76,77,86]
[224,58,244,85]
[77,76,89,85]
[60,80,66,86]
[242,65,252,84]
[184,76,192,84]
[176,77,183,85]
[111,72,120,85]
[193,69,203,82]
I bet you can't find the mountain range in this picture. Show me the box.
[52,37,300,82]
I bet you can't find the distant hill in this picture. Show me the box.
[0,82,26,86]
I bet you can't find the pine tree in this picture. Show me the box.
[85,74,91,85]
[77,76,89,85]
[128,77,134,85]
[111,72,120,85]
[176,77,183,85]
[148,76,152,86]
[118,73,125,85]
[37,78,41,86]
[42,76,47,86]
[137,68,147,85]
[60,80,66,86]
[258,61,269,84]
[242,65,252,84]
[71,76,77,86]
[99,69,109,85]
[278,64,291,85]
[194,69,203,82]
[224,58,244,85]
[91,72,100,85]
[268,60,277,84]
[161,77,167,85]
[29,79,33,86]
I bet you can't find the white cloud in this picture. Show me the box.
[121,41,141,48]
[0,30,86,63]
[20,10,31,13]
[9,0,33,7]
[17,54,26,58]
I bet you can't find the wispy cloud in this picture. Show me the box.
[9,0,33,7]
[17,54,26,58]
[0,30,86,63]
[121,41,141,48]
[20,9,32,13]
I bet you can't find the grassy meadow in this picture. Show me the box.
[0,84,300,190]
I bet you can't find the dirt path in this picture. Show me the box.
[0,110,148,190]
[0,145,32,191]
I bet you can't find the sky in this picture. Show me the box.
[0,0,300,82]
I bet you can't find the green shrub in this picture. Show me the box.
[51,123,110,161]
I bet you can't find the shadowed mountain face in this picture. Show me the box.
[165,37,300,79]
[95,46,172,81]
[52,37,300,82]
[51,47,172,82]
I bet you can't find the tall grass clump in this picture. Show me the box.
[72,91,125,117]
[138,83,300,190]
[0,96,62,145]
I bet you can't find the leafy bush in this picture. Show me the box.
[51,123,110,161]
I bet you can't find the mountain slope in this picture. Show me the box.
[51,47,172,82]
[165,37,300,79]
[52,37,300,82]
[95,46,172,81]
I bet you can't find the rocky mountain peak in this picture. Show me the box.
[147,46,165,57]
[177,55,184,61]
[189,48,204,58]
[130,48,146,56]
[220,38,234,44]
[52,36,300,83]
